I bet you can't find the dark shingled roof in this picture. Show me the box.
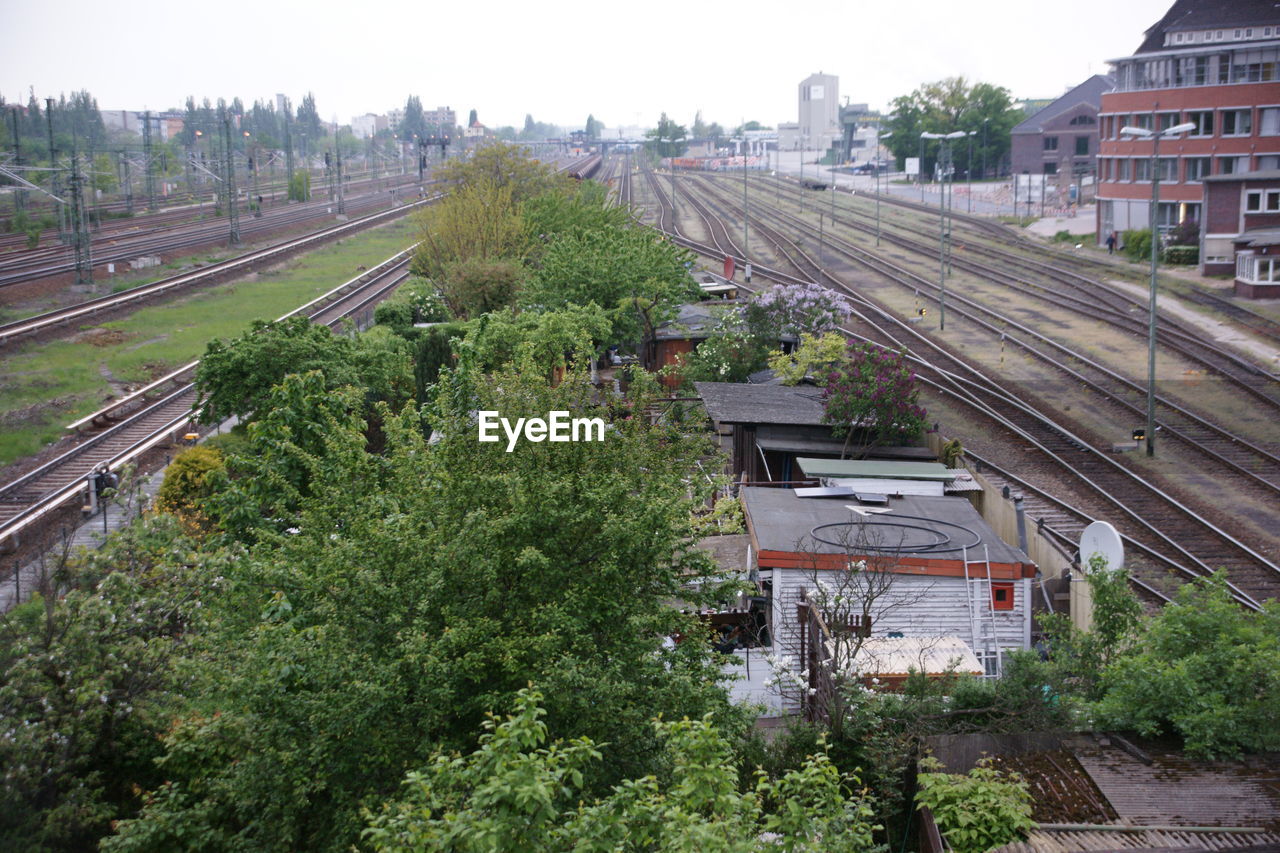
[694,381,828,426]
[1136,0,1280,53]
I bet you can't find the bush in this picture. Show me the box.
[373,300,414,329]
[1162,244,1198,265]
[915,757,1034,853]
[1122,228,1152,262]
[288,170,310,202]
[1169,218,1200,246]
[1052,229,1075,243]
[154,445,225,534]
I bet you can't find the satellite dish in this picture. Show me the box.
[1079,521,1123,572]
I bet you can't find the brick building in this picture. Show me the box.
[1201,169,1280,295]
[1011,75,1112,200]
[1095,0,1280,254]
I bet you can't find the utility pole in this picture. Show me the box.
[47,98,67,239]
[8,107,24,217]
[142,110,158,212]
[336,145,346,215]
[284,113,295,190]
[221,118,240,245]
[120,149,133,215]
[67,152,93,285]
[742,131,750,279]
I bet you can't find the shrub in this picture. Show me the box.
[1169,218,1200,246]
[915,757,1034,853]
[288,170,310,202]
[153,445,225,534]
[1162,244,1198,265]
[1122,228,1152,262]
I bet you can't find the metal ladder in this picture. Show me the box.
[963,545,1003,678]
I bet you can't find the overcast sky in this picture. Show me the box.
[5,0,1169,131]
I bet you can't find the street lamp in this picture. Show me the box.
[876,131,892,246]
[920,131,967,331]
[1119,120,1195,458]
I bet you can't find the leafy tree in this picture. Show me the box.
[646,112,688,159]
[432,140,570,204]
[461,304,611,376]
[522,225,698,358]
[822,343,927,458]
[768,332,848,385]
[410,178,528,289]
[692,110,709,140]
[0,516,216,849]
[364,687,880,852]
[193,316,412,426]
[287,169,310,201]
[468,108,478,127]
[108,362,740,849]
[883,77,1021,179]
[678,305,772,384]
[749,282,853,340]
[295,91,324,144]
[441,258,524,319]
[584,113,604,140]
[1094,573,1280,758]
[194,316,360,424]
[915,757,1034,853]
[397,95,427,141]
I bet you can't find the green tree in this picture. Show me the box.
[397,95,427,141]
[287,169,310,201]
[768,332,848,385]
[410,178,528,293]
[364,688,880,852]
[883,78,1021,179]
[521,225,698,359]
[1094,573,1280,758]
[108,363,740,850]
[0,516,215,849]
[822,343,927,458]
[584,113,604,140]
[646,112,688,159]
[193,315,412,426]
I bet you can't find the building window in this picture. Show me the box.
[1118,159,1132,181]
[1222,109,1253,136]
[1131,113,1153,131]
[1240,255,1280,282]
[1069,114,1096,126]
[1158,157,1177,181]
[991,582,1014,611]
[1043,136,1059,151]
[1075,136,1090,156]
[1219,155,1246,174]
[1261,107,1280,136]
[1135,159,1151,181]
[1187,110,1214,136]
[1158,111,1180,131]
[1245,190,1280,212]
[1044,161,1058,175]
[1185,157,1212,181]
[1259,155,1280,170]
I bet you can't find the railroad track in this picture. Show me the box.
[0,175,430,289]
[689,173,1280,500]
[0,249,414,556]
[0,153,599,557]
[638,160,1280,608]
[0,197,433,347]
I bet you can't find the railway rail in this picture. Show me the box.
[0,153,599,561]
[0,197,432,347]
[634,157,1280,608]
[0,174,429,290]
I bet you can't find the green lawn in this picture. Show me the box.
[0,219,415,468]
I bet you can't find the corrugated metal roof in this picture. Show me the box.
[796,458,957,481]
[994,825,1280,852]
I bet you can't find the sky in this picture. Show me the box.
[4,0,1171,132]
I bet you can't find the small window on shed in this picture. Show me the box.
[991,582,1014,611]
